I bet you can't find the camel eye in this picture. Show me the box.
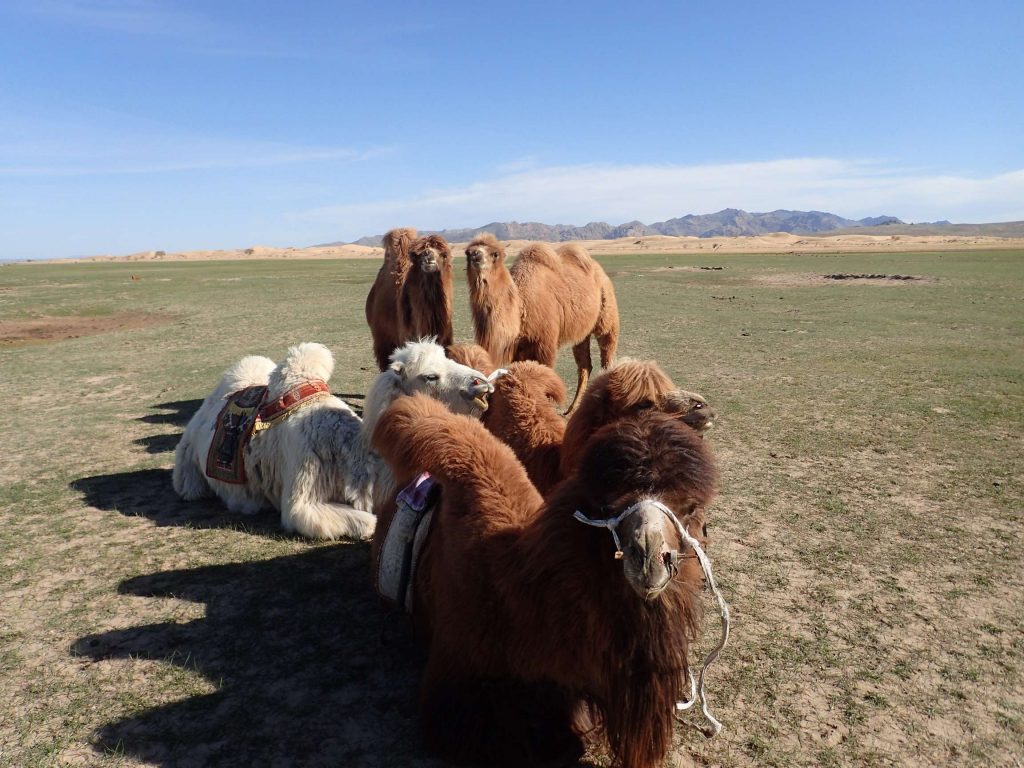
[693,402,704,410]
[420,373,440,383]
[635,399,655,411]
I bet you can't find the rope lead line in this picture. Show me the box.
[573,499,731,738]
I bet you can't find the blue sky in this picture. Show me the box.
[1,0,1022,259]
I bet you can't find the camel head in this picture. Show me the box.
[409,235,451,276]
[570,411,717,601]
[465,233,505,277]
[389,339,493,416]
[662,389,716,434]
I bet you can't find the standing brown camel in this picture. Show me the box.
[465,234,620,413]
[371,393,719,768]
[399,235,454,348]
[365,227,416,371]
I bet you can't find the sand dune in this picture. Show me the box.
[34,232,1024,265]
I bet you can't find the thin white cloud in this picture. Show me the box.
[25,0,216,38]
[0,112,392,176]
[0,147,390,177]
[295,159,1024,239]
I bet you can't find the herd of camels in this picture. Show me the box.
[362,228,728,768]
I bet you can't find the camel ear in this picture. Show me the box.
[389,360,406,380]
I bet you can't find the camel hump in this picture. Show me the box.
[513,242,562,273]
[555,242,597,276]
[383,227,417,259]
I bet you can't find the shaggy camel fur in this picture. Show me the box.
[365,227,416,371]
[173,340,493,539]
[465,234,620,413]
[446,345,566,491]
[445,342,496,376]
[399,235,454,348]
[480,361,567,494]
[372,394,717,768]
[444,348,714,496]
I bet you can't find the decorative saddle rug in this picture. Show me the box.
[377,472,440,613]
[204,380,331,485]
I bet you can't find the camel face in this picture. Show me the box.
[662,389,716,434]
[617,500,680,600]
[411,242,448,274]
[465,238,503,276]
[389,340,494,416]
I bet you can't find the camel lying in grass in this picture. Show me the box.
[172,340,493,539]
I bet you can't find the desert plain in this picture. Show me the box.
[1,237,1022,767]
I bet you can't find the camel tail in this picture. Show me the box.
[282,499,376,541]
[595,276,620,368]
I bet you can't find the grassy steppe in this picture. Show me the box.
[1,250,1021,767]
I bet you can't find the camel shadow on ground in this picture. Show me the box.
[139,399,204,427]
[133,399,201,455]
[70,546,445,767]
[69,468,281,536]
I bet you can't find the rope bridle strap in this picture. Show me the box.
[573,499,731,738]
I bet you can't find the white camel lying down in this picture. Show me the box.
[172,340,493,540]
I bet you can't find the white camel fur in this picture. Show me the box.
[172,340,493,540]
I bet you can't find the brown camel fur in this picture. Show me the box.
[365,227,416,371]
[465,234,620,414]
[400,235,454,348]
[445,342,496,376]
[441,351,714,498]
[480,361,567,494]
[372,393,717,768]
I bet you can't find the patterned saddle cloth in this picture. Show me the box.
[376,473,440,613]
[204,380,331,485]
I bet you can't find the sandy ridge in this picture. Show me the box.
[27,232,1024,264]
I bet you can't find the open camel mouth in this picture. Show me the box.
[473,392,490,411]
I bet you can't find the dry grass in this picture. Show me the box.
[1,250,1021,767]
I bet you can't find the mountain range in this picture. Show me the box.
[340,209,905,247]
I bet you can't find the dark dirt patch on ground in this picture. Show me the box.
[0,313,171,346]
[824,273,921,281]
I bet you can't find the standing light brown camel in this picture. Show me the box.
[371,393,720,768]
[465,234,620,413]
[365,227,416,371]
[399,235,454,348]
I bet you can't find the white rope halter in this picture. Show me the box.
[574,499,731,738]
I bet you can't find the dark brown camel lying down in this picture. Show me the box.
[371,393,724,768]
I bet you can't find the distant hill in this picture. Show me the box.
[328,209,906,247]
[830,220,1024,238]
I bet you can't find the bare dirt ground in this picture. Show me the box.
[0,313,171,346]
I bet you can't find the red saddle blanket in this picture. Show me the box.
[204,379,332,485]
[205,385,267,484]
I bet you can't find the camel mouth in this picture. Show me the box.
[420,260,439,273]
